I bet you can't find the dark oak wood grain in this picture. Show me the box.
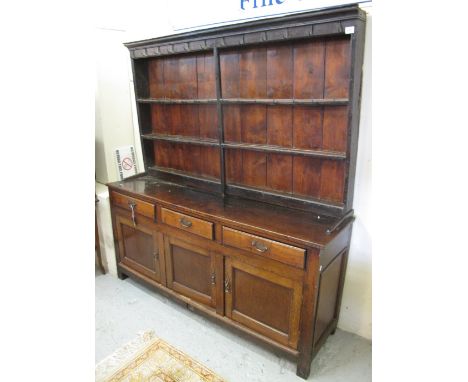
[165,235,216,307]
[242,150,267,188]
[322,106,348,152]
[148,58,165,98]
[198,104,218,139]
[324,38,351,99]
[295,247,320,378]
[241,105,267,144]
[119,6,366,379]
[225,257,302,348]
[267,106,292,147]
[267,44,293,98]
[314,253,342,343]
[240,47,267,98]
[267,153,293,193]
[294,40,325,99]
[293,106,323,150]
[115,214,165,284]
[220,50,240,98]
[151,104,168,134]
[110,179,340,248]
[223,104,241,142]
[154,142,220,181]
[197,53,216,99]
[293,156,322,199]
[161,207,214,240]
[111,191,155,220]
[145,34,352,210]
[223,226,305,269]
[320,160,345,203]
[225,148,243,184]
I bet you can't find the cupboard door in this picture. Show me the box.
[225,258,303,349]
[165,236,218,309]
[115,214,165,284]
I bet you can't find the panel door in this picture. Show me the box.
[115,214,165,284]
[164,235,219,309]
[225,257,303,349]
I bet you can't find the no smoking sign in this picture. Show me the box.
[122,157,133,171]
[115,146,138,180]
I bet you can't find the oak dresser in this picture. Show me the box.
[108,5,366,378]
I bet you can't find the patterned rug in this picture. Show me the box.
[96,331,226,382]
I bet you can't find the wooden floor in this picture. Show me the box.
[95,268,371,382]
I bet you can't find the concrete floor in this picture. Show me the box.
[95,268,371,382]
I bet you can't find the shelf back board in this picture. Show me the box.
[126,5,366,217]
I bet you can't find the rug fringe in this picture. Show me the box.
[95,330,156,381]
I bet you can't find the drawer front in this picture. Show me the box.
[161,208,213,240]
[222,227,305,269]
[111,191,155,220]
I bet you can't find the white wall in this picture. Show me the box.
[95,27,144,184]
[95,1,372,340]
[337,6,372,340]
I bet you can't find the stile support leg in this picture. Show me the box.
[296,353,312,379]
[117,268,128,280]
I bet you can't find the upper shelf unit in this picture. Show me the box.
[126,5,366,216]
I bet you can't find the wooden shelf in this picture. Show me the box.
[137,98,348,106]
[222,142,346,160]
[226,184,345,214]
[148,166,221,184]
[142,133,219,147]
[143,134,345,159]
[220,98,349,106]
[138,98,217,104]
[141,134,346,160]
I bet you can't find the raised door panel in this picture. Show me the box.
[115,214,165,284]
[314,252,343,344]
[165,236,217,309]
[225,258,303,349]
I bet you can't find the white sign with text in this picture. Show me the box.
[115,145,138,180]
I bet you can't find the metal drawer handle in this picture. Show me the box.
[251,240,268,253]
[128,201,137,226]
[179,217,192,228]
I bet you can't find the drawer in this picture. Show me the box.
[111,191,155,220]
[160,207,213,240]
[222,227,305,269]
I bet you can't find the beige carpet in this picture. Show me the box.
[96,331,226,382]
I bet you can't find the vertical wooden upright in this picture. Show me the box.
[214,46,226,197]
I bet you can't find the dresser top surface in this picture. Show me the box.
[108,175,351,249]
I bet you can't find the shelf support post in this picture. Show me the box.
[214,46,226,197]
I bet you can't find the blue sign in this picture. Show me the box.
[168,0,371,31]
[240,0,286,11]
